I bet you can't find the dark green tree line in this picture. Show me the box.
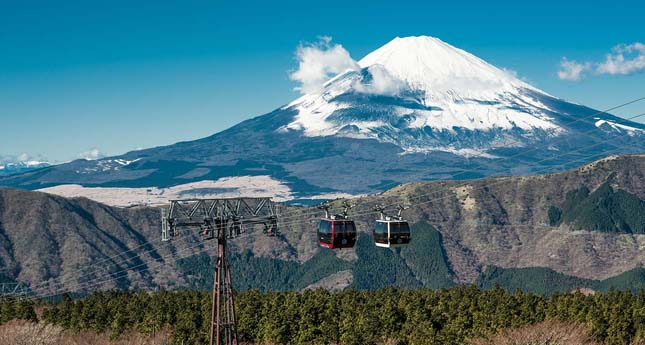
[0,287,633,344]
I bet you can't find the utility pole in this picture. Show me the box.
[162,198,278,345]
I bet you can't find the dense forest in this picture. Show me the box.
[177,222,455,292]
[2,286,645,344]
[177,222,645,295]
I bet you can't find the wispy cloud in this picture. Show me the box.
[289,36,359,94]
[78,148,104,160]
[557,58,592,81]
[596,43,645,75]
[354,64,405,96]
[558,42,645,81]
[289,36,406,96]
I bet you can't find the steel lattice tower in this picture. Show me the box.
[162,198,278,345]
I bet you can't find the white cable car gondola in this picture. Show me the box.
[373,205,411,248]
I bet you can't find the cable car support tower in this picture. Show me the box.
[161,198,278,345]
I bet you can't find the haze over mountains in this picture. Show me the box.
[2,36,644,206]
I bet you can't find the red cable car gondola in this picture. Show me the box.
[317,202,357,249]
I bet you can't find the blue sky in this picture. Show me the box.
[1,0,644,162]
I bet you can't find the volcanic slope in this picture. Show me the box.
[2,36,644,204]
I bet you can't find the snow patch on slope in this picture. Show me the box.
[75,158,141,173]
[401,146,500,158]
[0,155,50,172]
[39,176,294,207]
[594,118,645,136]
[38,176,363,207]
[0,160,47,170]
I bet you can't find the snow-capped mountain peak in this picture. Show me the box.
[3,38,645,202]
[358,36,539,98]
[0,155,50,175]
[281,36,562,155]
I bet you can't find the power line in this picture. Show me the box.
[23,227,195,296]
[271,111,645,230]
[281,94,645,217]
[334,113,645,222]
[9,220,554,301]
[6,98,645,300]
[23,236,215,301]
[23,213,277,300]
[28,221,274,301]
[14,139,642,301]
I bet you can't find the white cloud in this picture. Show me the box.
[289,36,407,97]
[78,148,104,160]
[501,68,518,79]
[596,43,645,75]
[559,42,645,81]
[289,36,360,94]
[354,64,406,96]
[557,58,591,81]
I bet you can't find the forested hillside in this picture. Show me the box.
[178,221,454,292]
[1,154,645,296]
[479,266,645,295]
[548,181,645,232]
[3,287,645,344]
[178,223,645,296]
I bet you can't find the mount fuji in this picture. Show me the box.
[2,36,644,205]
[283,36,562,155]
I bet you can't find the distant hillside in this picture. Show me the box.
[0,154,645,296]
[0,156,50,176]
[0,188,205,294]
[479,266,645,295]
[548,180,645,233]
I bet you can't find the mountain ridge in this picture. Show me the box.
[0,155,50,175]
[1,154,645,295]
[1,36,644,204]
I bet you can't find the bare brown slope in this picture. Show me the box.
[277,154,645,283]
[0,188,205,294]
[1,154,644,294]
